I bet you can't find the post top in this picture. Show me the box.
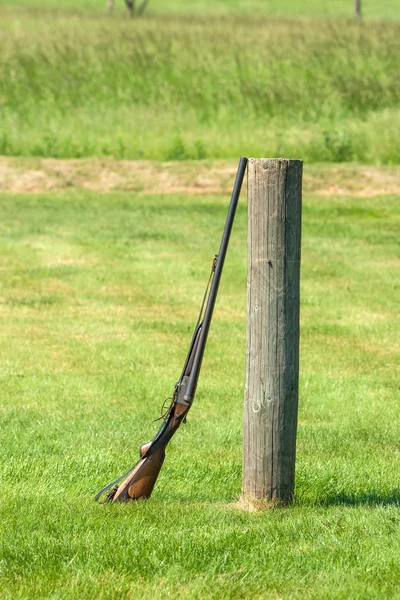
[248,157,303,163]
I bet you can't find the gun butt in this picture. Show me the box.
[139,440,152,458]
[112,448,166,502]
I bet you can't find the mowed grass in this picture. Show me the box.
[1,7,400,163]
[0,164,399,599]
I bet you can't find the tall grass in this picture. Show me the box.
[3,0,400,19]
[1,10,400,162]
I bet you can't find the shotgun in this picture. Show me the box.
[95,157,248,503]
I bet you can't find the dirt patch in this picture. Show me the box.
[305,164,400,197]
[232,496,286,512]
[1,157,400,196]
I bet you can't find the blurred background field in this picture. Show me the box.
[1,0,400,162]
[3,0,400,18]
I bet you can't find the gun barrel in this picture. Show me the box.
[96,157,247,503]
[184,156,248,403]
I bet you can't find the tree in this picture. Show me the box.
[107,0,150,17]
[354,0,361,20]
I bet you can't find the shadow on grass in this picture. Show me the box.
[152,489,400,509]
[317,489,400,507]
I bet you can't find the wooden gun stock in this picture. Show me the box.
[111,448,166,502]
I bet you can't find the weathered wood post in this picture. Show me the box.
[242,158,302,505]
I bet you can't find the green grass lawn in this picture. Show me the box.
[0,162,399,599]
[1,6,400,163]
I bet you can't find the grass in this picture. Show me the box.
[1,7,400,163]
[3,0,400,19]
[0,162,399,598]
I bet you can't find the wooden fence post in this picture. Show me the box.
[242,158,302,505]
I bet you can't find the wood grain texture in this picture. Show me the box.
[242,158,302,503]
